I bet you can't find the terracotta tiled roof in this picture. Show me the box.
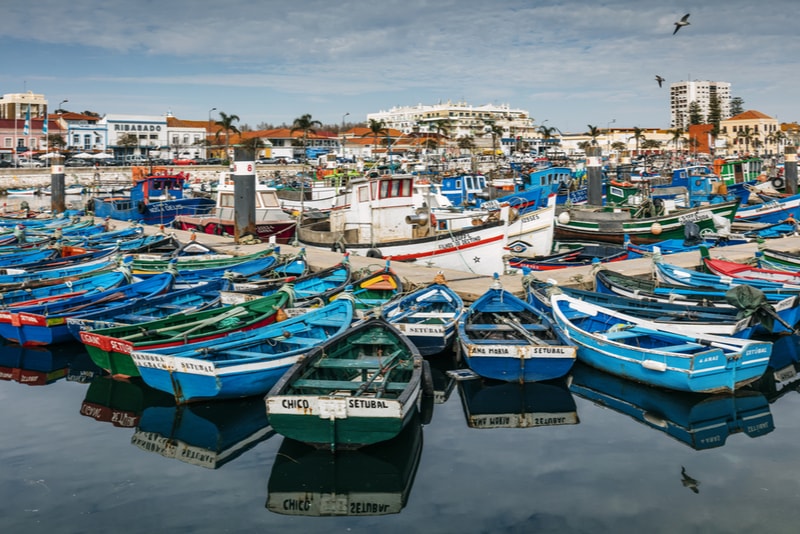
[727,110,774,121]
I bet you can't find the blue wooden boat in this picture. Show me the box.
[457,376,578,429]
[654,257,800,293]
[594,268,800,336]
[456,274,576,383]
[524,276,759,339]
[131,299,355,404]
[0,268,131,309]
[550,293,772,393]
[0,272,175,346]
[569,362,773,450]
[66,278,226,339]
[132,396,275,469]
[0,247,59,267]
[265,315,428,451]
[0,250,120,290]
[735,192,800,225]
[90,168,215,224]
[136,254,280,285]
[226,255,352,306]
[328,260,404,315]
[382,276,464,356]
[266,412,423,516]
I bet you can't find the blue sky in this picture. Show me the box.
[1,0,797,133]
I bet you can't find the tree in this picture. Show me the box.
[47,134,66,151]
[240,136,266,157]
[483,120,504,164]
[630,127,646,155]
[766,129,787,156]
[730,97,745,116]
[688,101,705,126]
[585,125,601,146]
[611,141,627,152]
[215,111,241,162]
[668,128,685,152]
[537,124,560,140]
[118,133,139,157]
[362,118,389,158]
[430,119,454,156]
[290,113,323,160]
[707,93,722,136]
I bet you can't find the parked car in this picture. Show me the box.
[0,160,12,168]
[172,158,197,165]
[256,158,277,165]
[17,158,44,168]
[65,158,90,167]
[203,157,223,165]
[102,159,123,166]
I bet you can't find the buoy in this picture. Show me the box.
[650,222,663,235]
[557,211,571,224]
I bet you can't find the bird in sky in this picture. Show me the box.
[655,75,665,88]
[673,13,691,35]
[681,466,700,494]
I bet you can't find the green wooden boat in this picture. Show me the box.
[129,248,276,274]
[265,316,430,451]
[554,199,740,245]
[79,288,293,378]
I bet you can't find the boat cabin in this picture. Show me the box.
[440,174,489,208]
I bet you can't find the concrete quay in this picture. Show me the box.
[130,221,800,303]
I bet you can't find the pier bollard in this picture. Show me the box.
[233,147,257,244]
[587,146,603,205]
[50,156,66,214]
[785,146,798,196]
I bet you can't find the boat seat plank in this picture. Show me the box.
[601,330,643,340]
[562,310,591,320]
[292,378,406,391]
[278,336,319,346]
[114,313,160,323]
[658,343,704,353]
[315,356,399,370]
[307,318,347,327]
[466,323,549,332]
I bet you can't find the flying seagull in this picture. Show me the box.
[681,466,700,494]
[655,75,665,88]
[673,13,690,35]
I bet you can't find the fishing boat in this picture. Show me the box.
[381,274,465,356]
[265,316,430,451]
[702,252,800,286]
[131,396,276,469]
[0,267,131,309]
[507,243,629,271]
[79,288,294,378]
[130,299,355,404]
[569,362,774,450]
[172,172,297,243]
[65,278,225,338]
[328,260,405,314]
[89,166,215,224]
[457,376,578,429]
[0,249,120,291]
[0,272,175,346]
[550,293,772,394]
[297,172,556,276]
[758,248,800,272]
[266,413,423,516]
[654,256,800,293]
[127,247,275,273]
[225,254,351,306]
[456,274,576,383]
[524,275,759,339]
[553,199,740,245]
[734,192,800,225]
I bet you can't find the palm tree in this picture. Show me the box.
[630,127,646,156]
[483,121,505,165]
[214,112,240,163]
[361,118,389,160]
[585,125,601,146]
[291,113,323,161]
[766,129,787,156]
[429,119,454,157]
[537,124,560,140]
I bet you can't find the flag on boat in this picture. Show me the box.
[23,105,30,136]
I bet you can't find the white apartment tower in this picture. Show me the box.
[669,80,731,130]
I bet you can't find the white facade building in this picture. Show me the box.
[669,80,731,130]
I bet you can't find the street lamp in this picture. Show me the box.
[341,112,350,157]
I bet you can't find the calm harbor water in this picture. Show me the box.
[3,338,800,534]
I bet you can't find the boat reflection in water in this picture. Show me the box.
[80,375,175,428]
[266,414,423,517]
[0,342,93,387]
[569,362,774,450]
[457,374,579,429]
[131,396,275,469]
[749,335,800,403]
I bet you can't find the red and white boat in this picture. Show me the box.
[173,173,297,243]
[297,172,556,276]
